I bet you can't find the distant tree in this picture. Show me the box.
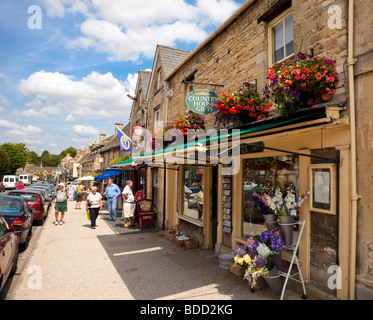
[0,143,29,174]
[27,150,41,165]
[60,147,77,160]
[0,147,11,179]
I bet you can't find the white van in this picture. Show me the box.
[19,174,32,186]
[2,175,19,189]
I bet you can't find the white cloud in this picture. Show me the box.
[72,124,99,138]
[0,73,7,79]
[0,119,44,138]
[18,70,136,119]
[40,0,91,18]
[65,114,77,123]
[64,0,241,62]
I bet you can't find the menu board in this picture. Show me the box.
[222,176,232,234]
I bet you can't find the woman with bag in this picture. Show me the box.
[86,186,102,229]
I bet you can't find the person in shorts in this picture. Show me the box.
[55,183,68,225]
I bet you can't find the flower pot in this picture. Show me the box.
[264,266,283,297]
[271,252,285,272]
[279,215,294,246]
[263,214,278,231]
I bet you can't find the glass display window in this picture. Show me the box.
[242,155,299,237]
[182,165,204,221]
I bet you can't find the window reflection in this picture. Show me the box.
[242,156,299,237]
[183,165,203,221]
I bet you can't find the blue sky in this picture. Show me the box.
[0,0,245,155]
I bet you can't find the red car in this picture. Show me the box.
[0,215,19,293]
[7,190,49,225]
[0,182,5,193]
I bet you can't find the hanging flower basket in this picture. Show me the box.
[173,112,205,136]
[263,53,339,116]
[214,86,272,128]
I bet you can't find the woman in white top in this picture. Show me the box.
[122,180,134,228]
[86,186,102,229]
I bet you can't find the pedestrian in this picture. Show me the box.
[86,186,102,229]
[67,183,74,201]
[55,182,68,225]
[122,180,135,228]
[105,178,121,221]
[134,185,144,201]
[75,182,84,209]
[197,186,203,220]
[17,181,24,190]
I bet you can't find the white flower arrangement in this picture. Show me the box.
[263,186,309,217]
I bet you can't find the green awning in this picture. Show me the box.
[112,107,328,166]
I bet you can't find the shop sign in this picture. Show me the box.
[132,125,145,141]
[186,89,218,115]
[135,199,156,229]
[225,142,265,157]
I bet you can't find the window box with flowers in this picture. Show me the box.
[263,53,339,116]
[213,86,272,129]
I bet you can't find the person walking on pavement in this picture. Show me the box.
[86,186,102,229]
[105,178,121,221]
[75,182,84,209]
[122,180,135,228]
[55,182,68,225]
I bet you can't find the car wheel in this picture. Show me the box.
[10,250,18,277]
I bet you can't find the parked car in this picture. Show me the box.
[18,174,32,186]
[7,190,49,225]
[25,187,52,204]
[188,187,202,208]
[34,184,54,199]
[2,176,19,190]
[0,182,5,193]
[0,215,19,293]
[0,196,33,251]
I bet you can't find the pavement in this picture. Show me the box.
[6,200,304,300]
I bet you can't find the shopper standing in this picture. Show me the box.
[105,178,121,221]
[55,183,68,225]
[75,182,84,209]
[122,180,135,228]
[86,186,102,229]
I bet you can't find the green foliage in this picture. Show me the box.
[0,143,29,175]
[110,156,130,166]
[0,147,10,179]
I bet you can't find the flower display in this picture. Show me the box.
[213,86,272,128]
[173,112,205,136]
[235,230,285,287]
[263,53,339,116]
[262,185,309,217]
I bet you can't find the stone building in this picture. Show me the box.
[113,0,372,300]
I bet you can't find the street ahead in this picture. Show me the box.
[2,200,302,301]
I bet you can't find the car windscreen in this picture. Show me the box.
[0,199,22,215]
[8,193,38,201]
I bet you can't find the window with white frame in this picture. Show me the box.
[154,107,161,130]
[269,11,294,64]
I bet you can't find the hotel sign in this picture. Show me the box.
[186,89,218,115]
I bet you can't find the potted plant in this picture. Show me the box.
[246,230,285,296]
[213,86,272,128]
[152,124,174,151]
[263,53,339,116]
[262,185,309,246]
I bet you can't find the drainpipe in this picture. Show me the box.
[348,0,359,300]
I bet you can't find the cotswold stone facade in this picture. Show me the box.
[157,0,372,300]
[165,0,348,129]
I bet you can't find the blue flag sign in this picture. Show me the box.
[117,126,132,152]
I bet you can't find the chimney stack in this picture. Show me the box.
[100,133,107,142]
[115,122,124,133]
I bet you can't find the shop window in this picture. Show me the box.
[182,165,203,221]
[269,10,294,64]
[242,155,299,237]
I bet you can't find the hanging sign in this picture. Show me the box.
[186,89,218,115]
